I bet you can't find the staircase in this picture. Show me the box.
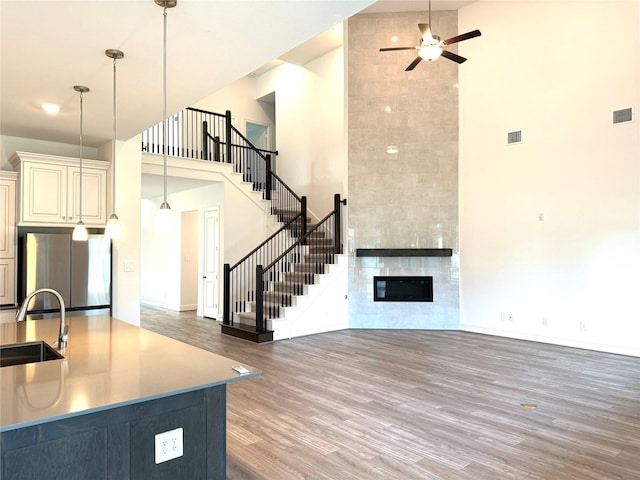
[143,107,347,343]
[233,217,348,341]
[222,194,346,343]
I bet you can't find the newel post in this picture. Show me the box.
[301,196,307,240]
[255,265,264,334]
[223,264,231,325]
[225,110,232,164]
[202,120,209,160]
[265,154,272,201]
[213,136,221,163]
[334,194,346,254]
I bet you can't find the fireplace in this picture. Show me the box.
[373,276,433,302]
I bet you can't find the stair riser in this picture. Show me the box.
[270,282,305,294]
[294,264,325,274]
[263,292,293,305]
[283,272,315,284]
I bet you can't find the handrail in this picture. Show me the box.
[264,210,334,272]
[141,106,345,340]
[230,212,303,270]
[223,194,345,335]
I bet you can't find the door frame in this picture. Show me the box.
[199,207,220,320]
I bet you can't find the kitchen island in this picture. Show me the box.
[0,315,260,479]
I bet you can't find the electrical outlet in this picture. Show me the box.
[580,321,587,332]
[155,427,183,464]
[542,317,548,326]
[501,312,514,322]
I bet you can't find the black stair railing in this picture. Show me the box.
[222,206,306,327]
[141,107,278,164]
[224,194,346,337]
[141,107,346,341]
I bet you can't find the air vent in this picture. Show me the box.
[612,107,633,125]
[507,130,522,144]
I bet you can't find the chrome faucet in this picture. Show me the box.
[16,288,69,349]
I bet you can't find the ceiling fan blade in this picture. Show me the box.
[443,29,481,46]
[380,47,416,52]
[405,56,423,71]
[441,50,467,64]
[418,23,432,39]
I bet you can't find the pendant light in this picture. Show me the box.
[72,85,90,242]
[155,0,176,232]
[105,48,124,239]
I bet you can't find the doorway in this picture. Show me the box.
[245,121,271,151]
[202,208,220,319]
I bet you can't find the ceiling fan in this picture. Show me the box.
[379,0,481,71]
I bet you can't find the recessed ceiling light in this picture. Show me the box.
[384,106,392,113]
[386,145,399,154]
[391,35,398,43]
[42,103,60,114]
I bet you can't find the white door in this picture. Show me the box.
[202,208,220,319]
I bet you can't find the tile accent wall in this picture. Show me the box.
[347,11,460,329]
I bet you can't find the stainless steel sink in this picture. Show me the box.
[0,341,64,367]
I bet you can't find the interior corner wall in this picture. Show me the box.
[458,1,640,356]
[254,48,348,218]
[140,198,181,311]
[347,11,460,329]
[104,135,142,326]
[180,210,198,310]
[193,76,274,140]
[0,135,100,169]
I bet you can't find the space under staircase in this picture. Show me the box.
[142,107,346,343]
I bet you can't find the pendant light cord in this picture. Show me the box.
[112,56,117,215]
[162,4,168,206]
[79,90,84,223]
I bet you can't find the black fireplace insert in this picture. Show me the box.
[373,276,433,302]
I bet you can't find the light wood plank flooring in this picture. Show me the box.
[140,306,640,480]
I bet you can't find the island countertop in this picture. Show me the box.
[0,315,260,432]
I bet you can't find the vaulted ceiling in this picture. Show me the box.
[0,1,477,149]
[0,0,373,147]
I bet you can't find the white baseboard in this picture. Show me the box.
[460,324,639,357]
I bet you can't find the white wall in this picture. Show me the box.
[102,135,142,325]
[193,76,274,141]
[0,135,100,169]
[139,167,278,314]
[140,184,221,311]
[255,48,347,218]
[181,210,199,310]
[459,1,640,356]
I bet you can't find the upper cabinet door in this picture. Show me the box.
[21,162,67,224]
[68,166,108,225]
[11,153,110,227]
[0,172,17,258]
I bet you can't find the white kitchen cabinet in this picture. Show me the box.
[0,259,16,306]
[0,171,17,305]
[10,152,109,227]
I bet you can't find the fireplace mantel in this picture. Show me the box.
[355,248,452,257]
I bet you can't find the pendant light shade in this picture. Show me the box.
[154,0,176,233]
[105,48,124,239]
[72,85,89,242]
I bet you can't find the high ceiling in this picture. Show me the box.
[0,1,476,150]
[0,0,374,148]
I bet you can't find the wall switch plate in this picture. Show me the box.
[155,427,183,464]
[124,261,135,272]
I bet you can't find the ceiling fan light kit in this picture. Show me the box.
[379,0,481,71]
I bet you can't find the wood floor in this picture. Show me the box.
[140,306,640,480]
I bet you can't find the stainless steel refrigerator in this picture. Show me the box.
[21,232,111,314]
